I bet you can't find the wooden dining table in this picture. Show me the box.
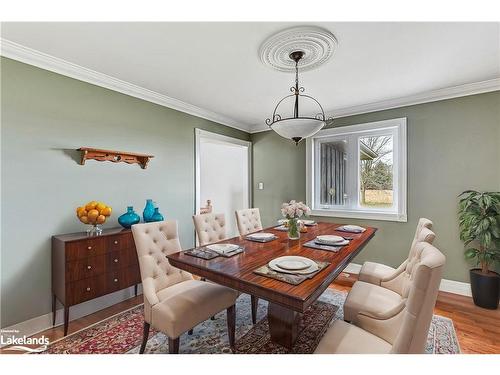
[167,221,376,349]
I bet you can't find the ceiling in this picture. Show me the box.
[2,22,499,133]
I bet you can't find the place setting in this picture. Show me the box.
[245,232,278,242]
[253,255,330,285]
[303,234,350,252]
[184,243,244,260]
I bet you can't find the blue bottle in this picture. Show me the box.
[150,207,164,222]
[118,206,141,229]
[143,199,155,222]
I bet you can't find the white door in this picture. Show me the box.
[195,129,252,239]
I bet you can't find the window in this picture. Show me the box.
[306,118,407,222]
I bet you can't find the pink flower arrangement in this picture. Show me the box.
[281,200,311,219]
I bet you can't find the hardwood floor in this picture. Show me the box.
[1,273,498,354]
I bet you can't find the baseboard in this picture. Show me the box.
[342,263,472,297]
[0,285,142,348]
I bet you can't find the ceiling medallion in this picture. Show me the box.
[259,26,337,73]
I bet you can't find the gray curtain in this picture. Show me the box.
[320,143,346,205]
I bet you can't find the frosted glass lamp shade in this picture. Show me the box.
[271,118,325,144]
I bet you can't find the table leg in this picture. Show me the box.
[267,302,301,350]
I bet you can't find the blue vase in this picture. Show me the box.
[143,199,155,222]
[150,207,164,222]
[118,206,141,229]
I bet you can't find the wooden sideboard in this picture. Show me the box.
[52,228,141,335]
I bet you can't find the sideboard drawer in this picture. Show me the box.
[106,234,132,252]
[106,250,130,271]
[68,275,106,305]
[66,239,106,261]
[66,255,106,282]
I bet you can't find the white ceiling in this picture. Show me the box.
[2,22,499,132]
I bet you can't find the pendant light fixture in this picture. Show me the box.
[260,26,337,145]
[265,50,330,145]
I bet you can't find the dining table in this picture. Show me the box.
[166,221,377,349]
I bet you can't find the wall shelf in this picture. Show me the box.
[77,147,154,169]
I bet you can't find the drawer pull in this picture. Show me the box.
[87,265,92,270]
[86,287,91,292]
[87,246,92,250]
[114,278,118,283]
[114,258,119,263]
[114,240,118,245]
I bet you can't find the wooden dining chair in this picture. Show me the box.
[131,220,239,353]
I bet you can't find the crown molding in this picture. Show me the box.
[0,38,251,133]
[249,78,500,133]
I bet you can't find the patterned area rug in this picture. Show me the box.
[42,289,460,354]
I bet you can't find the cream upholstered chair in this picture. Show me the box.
[234,208,263,323]
[132,220,239,353]
[315,241,445,354]
[343,226,436,322]
[235,208,263,236]
[192,213,226,247]
[358,218,433,286]
[193,212,259,324]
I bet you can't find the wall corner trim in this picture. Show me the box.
[0,38,251,133]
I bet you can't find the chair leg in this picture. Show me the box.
[251,295,258,324]
[188,329,193,335]
[168,337,180,354]
[227,304,236,352]
[139,322,150,354]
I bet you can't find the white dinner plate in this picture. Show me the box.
[316,235,344,244]
[301,219,316,226]
[247,232,275,240]
[339,225,366,233]
[268,256,319,274]
[277,219,289,225]
[206,244,239,254]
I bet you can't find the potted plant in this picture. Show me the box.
[458,190,500,309]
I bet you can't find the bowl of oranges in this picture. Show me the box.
[76,201,112,236]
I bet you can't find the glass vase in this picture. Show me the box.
[288,217,300,240]
[150,207,164,222]
[143,199,155,222]
[118,206,141,229]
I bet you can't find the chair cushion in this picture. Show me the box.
[314,320,392,354]
[152,279,239,339]
[344,281,403,323]
[358,262,396,285]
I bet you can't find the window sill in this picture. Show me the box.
[310,209,407,223]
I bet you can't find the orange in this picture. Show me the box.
[88,209,99,221]
[79,215,89,224]
[85,201,98,211]
[77,208,87,218]
[96,215,106,224]
[76,206,85,214]
[96,202,107,212]
[101,207,112,217]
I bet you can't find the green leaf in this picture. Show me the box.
[464,248,479,259]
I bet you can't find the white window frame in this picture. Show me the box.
[306,118,407,222]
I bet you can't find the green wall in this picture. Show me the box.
[0,57,250,327]
[253,91,500,283]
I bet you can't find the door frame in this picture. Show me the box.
[194,128,253,217]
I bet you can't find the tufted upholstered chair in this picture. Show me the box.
[235,208,263,236]
[315,241,445,353]
[343,226,436,322]
[193,212,259,324]
[131,220,239,353]
[192,213,226,247]
[358,218,434,286]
